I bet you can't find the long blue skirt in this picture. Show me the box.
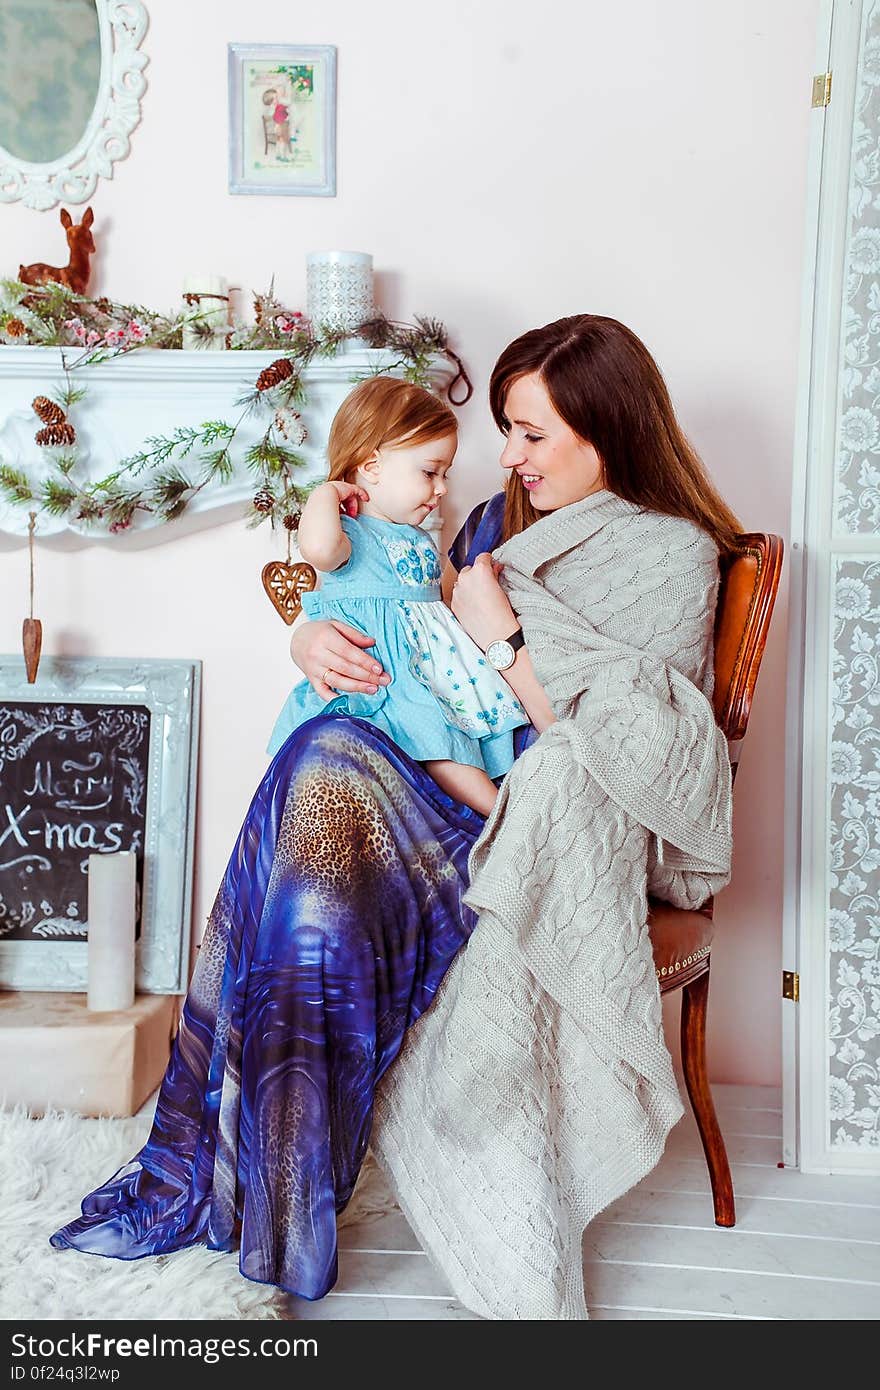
[49,714,489,1300]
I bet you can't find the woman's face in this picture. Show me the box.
[499,372,605,511]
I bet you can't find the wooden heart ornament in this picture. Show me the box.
[261,560,317,625]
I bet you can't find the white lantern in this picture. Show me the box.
[306,251,374,333]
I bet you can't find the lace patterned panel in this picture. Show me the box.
[834,1,880,534]
[828,558,880,1149]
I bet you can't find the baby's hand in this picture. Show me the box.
[326,480,369,517]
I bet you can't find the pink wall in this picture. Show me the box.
[0,0,821,1084]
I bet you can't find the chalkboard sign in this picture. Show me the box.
[0,702,150,943]
[0,656,200,994]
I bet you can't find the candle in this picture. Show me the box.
[87,851,136,1012]
[182,273,230,350]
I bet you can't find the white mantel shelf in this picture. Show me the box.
[0,346,454,544]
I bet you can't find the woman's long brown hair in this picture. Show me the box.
[489,315,742,553]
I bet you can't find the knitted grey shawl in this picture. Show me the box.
[371,489,734,1320]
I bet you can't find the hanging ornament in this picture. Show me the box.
[261,516,316,625]
[22,511,42,683]
[253,487,275,514]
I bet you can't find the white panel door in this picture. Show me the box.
[786,0,880,1173]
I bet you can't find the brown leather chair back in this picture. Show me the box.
[713,533,784,754]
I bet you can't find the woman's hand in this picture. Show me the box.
[290,619,391,701]
[450,552,518,650]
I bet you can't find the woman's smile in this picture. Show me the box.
[518,471,543,490]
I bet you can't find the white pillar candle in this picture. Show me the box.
[181,273,229,350]
[87,851,137,1012]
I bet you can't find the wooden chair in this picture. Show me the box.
[647,532,784,1227]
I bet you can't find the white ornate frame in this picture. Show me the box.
[0,656,200,994]
[0,1,149,210]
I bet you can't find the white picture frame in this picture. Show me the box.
[0,656,200,993]
[228,43,337,197]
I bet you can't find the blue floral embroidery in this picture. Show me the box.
[382,535,441,587]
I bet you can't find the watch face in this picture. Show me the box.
[486,639,515,671]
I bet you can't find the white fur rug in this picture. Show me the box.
[0,1101,400,1321]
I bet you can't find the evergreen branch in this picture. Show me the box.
[0,465,34,503]
[41,479,79,515]
[200,420,236,444]
[243,435,306,476]
[148,468,193,508]
[201,447,234,481]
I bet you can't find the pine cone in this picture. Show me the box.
[35,422,76,448]
[256,357,294,391]
[282,512,300,532]
[253,487,275,513]
[5,317,26,338]
[32,395,65,425]
[273,407,307,445]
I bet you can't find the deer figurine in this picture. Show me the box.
[19,206,96,296]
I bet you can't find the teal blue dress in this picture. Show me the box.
[266,513,526,778]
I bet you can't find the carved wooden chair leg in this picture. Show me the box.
[680,964,736,1227]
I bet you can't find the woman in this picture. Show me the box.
[50,315,741,1320]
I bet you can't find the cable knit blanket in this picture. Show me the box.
[370,489,734,1320]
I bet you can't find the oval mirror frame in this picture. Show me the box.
[0,0,149,210]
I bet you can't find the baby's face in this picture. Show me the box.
[360,433,456,526]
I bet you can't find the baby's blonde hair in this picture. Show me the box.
[327,376,457,483]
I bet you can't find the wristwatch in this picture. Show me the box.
[485,627,525,672]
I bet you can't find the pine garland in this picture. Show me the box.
[0,281,472,534]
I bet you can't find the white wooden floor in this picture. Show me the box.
[287,1084,880,1320]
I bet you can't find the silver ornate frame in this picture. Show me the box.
[0,656,200,993]
[0,1,149,210]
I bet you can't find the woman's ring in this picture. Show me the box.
[322,667,334,688]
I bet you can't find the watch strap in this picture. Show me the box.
[506,627,525,653]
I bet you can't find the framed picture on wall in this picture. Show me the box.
[228,43,337,197]
[0,656,201,994]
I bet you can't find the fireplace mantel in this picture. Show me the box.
[0,346,454,544]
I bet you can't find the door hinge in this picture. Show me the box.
[812,72,832,107]
[783,970,800,1002]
